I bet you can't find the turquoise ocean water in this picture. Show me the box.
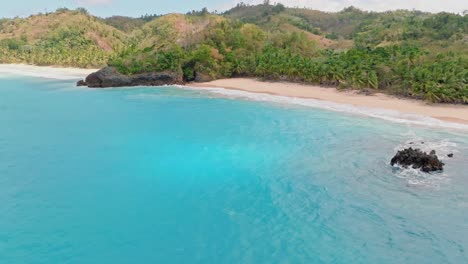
[1,75,468,263]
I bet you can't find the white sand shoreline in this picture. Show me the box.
[191,78,468,130]
[1,64,467,130]
[0,64,97,80]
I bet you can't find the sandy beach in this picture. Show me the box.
[192,78,468,126]
[0,64,97,80]
[1,64,467,128]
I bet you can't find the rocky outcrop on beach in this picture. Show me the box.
[194,72,215,83]
[77,67,183,88]
[391,148,445,172]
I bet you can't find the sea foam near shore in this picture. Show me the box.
[0,64,96,80]
[182,85,468,131]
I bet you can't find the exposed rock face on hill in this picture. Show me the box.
[78,67,183,88]
[391,148,445,172]
[194,72,214,83]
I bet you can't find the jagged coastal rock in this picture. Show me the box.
[78,67,183,88]
[194,72,215,83]
[391,148,445,172]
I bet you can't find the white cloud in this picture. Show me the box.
[226,0,467,13]
[75,0,113,6]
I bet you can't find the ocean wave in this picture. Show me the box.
[0,64,95,80]
[180,85,468,131]
[393,166,449,188]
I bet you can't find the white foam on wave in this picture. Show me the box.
[395,136,458,161]
[393,166,449,189]
[0,64,96,80]
[180,85,468,131]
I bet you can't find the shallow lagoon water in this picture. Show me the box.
[1,76,468,263]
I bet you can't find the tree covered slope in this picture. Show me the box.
[0,4,466,103]
[0,9,127,67]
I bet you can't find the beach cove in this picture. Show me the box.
[1,3,467,262]
[1,65,468,263]
[2,64,468,130]
[192,78,468,126]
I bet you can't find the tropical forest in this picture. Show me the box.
[0,3,466,103]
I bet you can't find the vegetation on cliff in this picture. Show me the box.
[0,8,126,67]
[0,4,466,103]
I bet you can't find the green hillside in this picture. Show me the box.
[226,4,467,50]
[109,4,467,103]
[0,8,128,67]
[225,3,346,49]
[0,4,466,103]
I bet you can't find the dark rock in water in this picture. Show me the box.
[76,80,87,86]
[391,148,444,172]
[448,153,454,158]
[78,67,183,88]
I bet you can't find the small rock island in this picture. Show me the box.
[391,148,445,172]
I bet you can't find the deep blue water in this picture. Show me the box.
[1,76,468,263]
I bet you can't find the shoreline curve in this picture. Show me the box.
[189,78,468,129]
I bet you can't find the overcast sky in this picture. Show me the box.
[1,0,467,18]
